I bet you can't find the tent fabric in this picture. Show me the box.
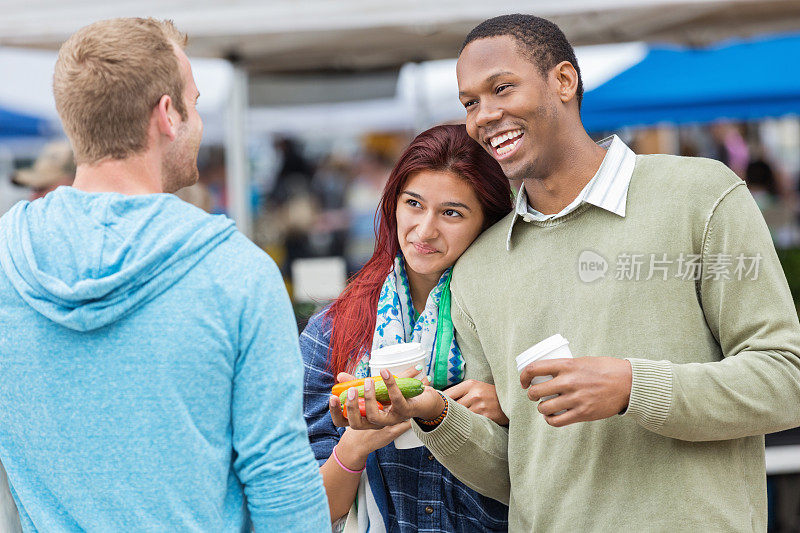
[581,32,800,132]
[0,107,51,138]
[1,0,799,73]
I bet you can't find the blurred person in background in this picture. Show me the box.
[269,137,319,273]
[747,156,781,209]
[302,124,510,532]
[270,137,314,203]
[11,141,75,200]
[344,150,392,272]
[196,145,229,214]
[745,146,800,248]
[309,155,351,257]
[0,17,328,532]
[710,121,750,179]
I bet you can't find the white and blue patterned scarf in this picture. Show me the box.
[341,256,465,533]
[353,255,464,389]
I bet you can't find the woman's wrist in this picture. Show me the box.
[336,430,370,468]
[414,388,448,422]
[332,444,365,474]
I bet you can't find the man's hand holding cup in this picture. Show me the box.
[520,356,632,427]
[515,334,632,428]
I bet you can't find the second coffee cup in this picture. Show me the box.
[516,334,573,407]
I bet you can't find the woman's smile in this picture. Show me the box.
[412,242,440,255]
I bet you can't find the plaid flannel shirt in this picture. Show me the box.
[300,310,508,533]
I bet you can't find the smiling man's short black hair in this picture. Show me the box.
[461,14,584,108]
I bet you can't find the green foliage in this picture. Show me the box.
[777,249,800,316]
[293,301,320,332]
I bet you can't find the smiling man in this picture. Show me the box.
[334,14,800,531]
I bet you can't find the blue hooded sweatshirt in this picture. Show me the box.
[0,187,329,532]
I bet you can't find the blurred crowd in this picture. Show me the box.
[630,121,800,250]
[249,133,409,282]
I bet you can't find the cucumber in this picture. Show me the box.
[338,377,424,405]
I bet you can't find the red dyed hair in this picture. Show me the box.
[326,124,512,375]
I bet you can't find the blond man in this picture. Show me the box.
[0,18,329,531]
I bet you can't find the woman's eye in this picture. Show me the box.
[406,199,421,208]
[443,209,462,218]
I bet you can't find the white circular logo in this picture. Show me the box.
[577,250,608,283]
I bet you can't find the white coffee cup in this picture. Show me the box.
[370,343,427,449]
[369,343,427,380]
[515,334,573,408]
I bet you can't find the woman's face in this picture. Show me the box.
[396,170,485,279]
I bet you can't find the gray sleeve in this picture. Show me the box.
[625,182,800,441]
[410,289,510,503]
[411,397,510,504]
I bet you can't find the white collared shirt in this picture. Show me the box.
[506,135,637,250]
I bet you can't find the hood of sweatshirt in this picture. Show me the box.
[0,186,236,332]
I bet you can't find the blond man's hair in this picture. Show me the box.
[54,18,188,164]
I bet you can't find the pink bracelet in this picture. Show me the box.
[332,445,365,474]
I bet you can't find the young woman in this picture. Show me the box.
[301,124,512,532]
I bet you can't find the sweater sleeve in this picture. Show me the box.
[231,258,330,531]
[411,291,511,504]
[624,181,800,441]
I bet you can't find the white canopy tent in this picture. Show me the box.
[247,41,649,137]
[1,0,798,234]
[1,0,799,71]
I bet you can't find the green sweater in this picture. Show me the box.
[411,155,800,532]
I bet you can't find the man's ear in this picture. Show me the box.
[552,61,579,104]
[155,94,177,141]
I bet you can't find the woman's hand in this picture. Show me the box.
[329,369,445,429]
[332,365,419,459]
[322,370,419,522]
[443,379,509,426]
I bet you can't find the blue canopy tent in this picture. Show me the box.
[0,106,54,138]
[581,33,800,132]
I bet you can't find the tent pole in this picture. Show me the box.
[413,62,429,134]
[224,63,252,238]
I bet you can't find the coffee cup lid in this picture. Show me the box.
[372,342,423,356]
[370,342,425,365]
[515,334,569,372]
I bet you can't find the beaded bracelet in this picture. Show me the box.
[415,390,448,426]
[332,445,365,474]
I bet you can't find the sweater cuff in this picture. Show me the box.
[622,358,673,433]
[411,397,472,456]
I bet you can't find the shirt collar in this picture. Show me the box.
[506,135,637,250]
